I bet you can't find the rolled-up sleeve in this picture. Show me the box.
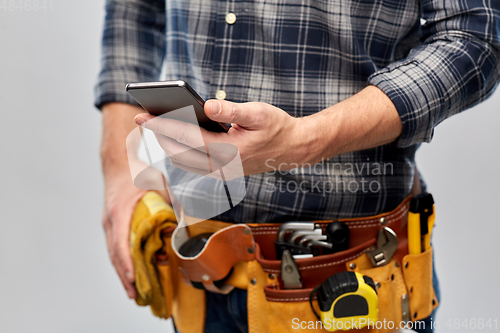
[94,0,166,110]
[369,0,500,148]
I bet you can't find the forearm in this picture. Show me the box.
[102,102,172,204]
[298,85,402,164]
[101,102,144,177]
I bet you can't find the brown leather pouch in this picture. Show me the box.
[171,222,256,294]
[156,227,206,333]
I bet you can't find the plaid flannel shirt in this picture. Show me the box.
[95,0,500,223]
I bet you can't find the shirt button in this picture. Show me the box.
[225,12,237,25]
[215,90,226,100]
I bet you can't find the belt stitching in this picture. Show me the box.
[251,209,407,235]
[262,247,373,273]
[249,206,407,232]
[266,297,313,302]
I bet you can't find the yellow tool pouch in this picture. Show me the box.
[132,192,438,333]
[130,191,205,332]
[243,247,437,333]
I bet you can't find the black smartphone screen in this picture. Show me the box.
[126,80,229,133]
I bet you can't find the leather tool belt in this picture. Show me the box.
[149,195,438,333]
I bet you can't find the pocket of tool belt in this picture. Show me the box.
[155,227,176,319]
[354,247,438,324]
[251,243,438,332]
[156,227,206,332]
[401,247,438,321]
[250,242,375,332]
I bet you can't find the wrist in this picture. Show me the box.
[302,86,402,161]
[100,102,144,175]
[294,108,344,165]
[101,150,130,176]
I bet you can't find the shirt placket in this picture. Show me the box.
[211,0,241,102]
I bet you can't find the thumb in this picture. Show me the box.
[205,100,265,130]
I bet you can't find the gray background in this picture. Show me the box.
[0,1,498,332]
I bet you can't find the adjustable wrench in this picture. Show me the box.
[366,227,398,267]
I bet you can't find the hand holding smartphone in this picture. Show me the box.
[126,80,246,220]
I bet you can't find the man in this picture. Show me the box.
[96,1,500,332]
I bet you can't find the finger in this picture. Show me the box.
[164,141,241,179]
[205,100,268,130]
[205,142,240,166]
[113,235,137,299]
[102,212,114,257]
[109,203,137,298]
[169,160,225,181]
[154,134,213,171]
[153,129,209,155]
[112,212,136,279]
[134,113,155,124]
[135,114,222,148]
[103,213,137,299]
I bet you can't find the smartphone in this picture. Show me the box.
[126,80,229,133]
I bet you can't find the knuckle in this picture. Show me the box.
[226,104,240,123]
[253,112,267,124]
[171,160,181,168]
[168,149,181,163]
[110,252,118,266]
[143,119,156,132]
[175,130,189,145]
[111,235,121,253]
[163,144,173,156]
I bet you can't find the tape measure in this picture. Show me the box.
[310,271,378,332]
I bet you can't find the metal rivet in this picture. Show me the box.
[284,265,292,273]
[243,228,250,235]
[379,217,387,225]
[202,274,210,281]
[404,262,409,269]
[247,247,254,254]
[268,273,275,280]
[250,278,257,285]
[394,262,399,268]
[401,294,408,300]
[349,263,356,269]
[375,282,381,289]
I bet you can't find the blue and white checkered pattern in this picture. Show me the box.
[95,0,500,223]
